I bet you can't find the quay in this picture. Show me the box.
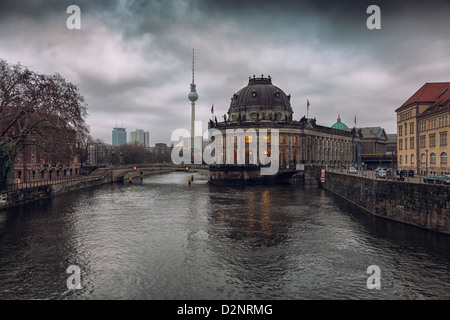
[317,167,450,236]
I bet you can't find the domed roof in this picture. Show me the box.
[331,113,349,129]
[230,75,291,109]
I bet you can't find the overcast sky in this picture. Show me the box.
[1,0,449,145]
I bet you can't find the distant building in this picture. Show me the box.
[87,142,115,166]
[12,130,81,182]
[330,114,395,168]
[112,127,127,146]
[395,82,449,175]
[386,134,397,155]
[130,129,150,148]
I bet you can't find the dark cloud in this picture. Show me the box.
[0,0,449,144]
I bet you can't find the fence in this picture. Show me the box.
[325,167,438,185]
[0,172,101,192]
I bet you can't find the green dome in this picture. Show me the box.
[331,113,349,129]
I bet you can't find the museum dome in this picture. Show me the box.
[331,113,349,129]
[227,75,293,123]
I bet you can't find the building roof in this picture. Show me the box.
[356,127,388,141]
[420,87,450,118]
[331,113,349,129]
[229,76,291,109]
[396,82,450,112]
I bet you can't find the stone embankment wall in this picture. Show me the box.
[321,171,450,235]
[0,169,112,210]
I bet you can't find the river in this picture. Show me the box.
[0,171,449,300]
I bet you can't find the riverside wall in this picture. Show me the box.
[320,171,450,235]
[0,170,113,210]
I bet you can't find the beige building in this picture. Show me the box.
[396,82,449,175]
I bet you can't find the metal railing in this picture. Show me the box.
[0,171,105,192]
[324,167,447,185]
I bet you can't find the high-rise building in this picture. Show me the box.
[112,127,127,146]
[130,129,150,148]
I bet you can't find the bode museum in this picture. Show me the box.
[207,75,392,183]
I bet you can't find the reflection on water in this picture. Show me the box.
[0,171,450,300]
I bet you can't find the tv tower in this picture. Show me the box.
[188,49,198,149]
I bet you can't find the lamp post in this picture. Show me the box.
[426,149,428,176]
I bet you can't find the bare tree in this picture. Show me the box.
[0,59,89,187]
[117,143,151,164]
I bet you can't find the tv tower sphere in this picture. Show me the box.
[188,85,198,102]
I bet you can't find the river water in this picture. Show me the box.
[0,171,449,300]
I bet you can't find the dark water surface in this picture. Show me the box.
[1,171,449,300]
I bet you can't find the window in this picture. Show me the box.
[280,135,287,144]
[399,126,403,136]
[420,135,426,148]
[421,153,426,164]
[429,134,436,147]
[399,139,403,150]
[263,135,270,144]
[440,132,447,146]
[441,152,448,164]
[411,154,414,164]
[400,155,403,164]
[245,136,253,144]
[410,137,414,149]
[405,138,408,150]
[430,153,436,164]
[410,122,414,134]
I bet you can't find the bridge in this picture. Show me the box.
[101,163,320,185]
[110,163,209,182]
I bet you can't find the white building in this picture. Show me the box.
[130,129,150,148]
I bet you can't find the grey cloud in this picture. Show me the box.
[1,0,449,144]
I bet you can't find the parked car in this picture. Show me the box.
[386,169,394,179]
[377,170,386,178]
[437,175,450,185]
[398,169,414,177]
[349,167,357,174]
[424,174,439,184]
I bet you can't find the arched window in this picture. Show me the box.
[421,153,426,163]
[411,154,414,164]
[430,153,436,164]
[441,152,448,164]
